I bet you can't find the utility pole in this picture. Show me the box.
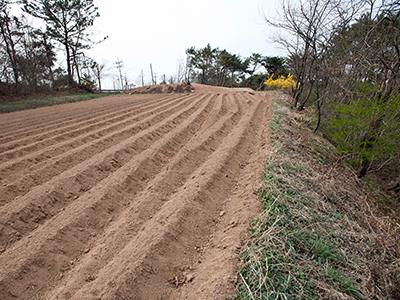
[141,69,144,86]
[150,64,155,85]
[115,59,124,90]
[124,73,129,90]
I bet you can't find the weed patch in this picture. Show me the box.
[235,92,400,300]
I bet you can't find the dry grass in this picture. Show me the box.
[235,92,400,299]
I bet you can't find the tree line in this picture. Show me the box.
[0,0,105,94]
[270,0,400,189]
[185,44,288,89]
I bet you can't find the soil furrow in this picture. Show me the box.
[172,93,270,299]
[45,93,242,300]
[0,94,157,126]
[0,95,191,204]
[0,93,195,185]
[68,94,264,300]
[0,94,186,161]
[0,95,206,254]
[0,94,175,153]
[0,94,155,137]
[0,94,214,300]
[0,90,271,300]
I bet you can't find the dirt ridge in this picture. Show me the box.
[0,90,270,300]
[0,94,158,137]
[0,94,179,153]
[0,94,193,204]
[0,94,208,249]
[0,93,197,184]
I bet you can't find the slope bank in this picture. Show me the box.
[236,92,400,299]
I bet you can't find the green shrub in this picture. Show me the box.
[351,81,381,99]
[329,96,400,168]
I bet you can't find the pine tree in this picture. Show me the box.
[23,0,100,86]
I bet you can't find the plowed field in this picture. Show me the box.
[0,88,271,300]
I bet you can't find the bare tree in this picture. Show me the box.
[269,0,400,181]
[266,0,360,108]
[0,1,20,85]
[91,61,106,91]
[176,58,186,83]
[0,2,57,91]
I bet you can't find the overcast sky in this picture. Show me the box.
[88,0,286,88]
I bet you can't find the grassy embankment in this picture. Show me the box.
[236,92,399,299]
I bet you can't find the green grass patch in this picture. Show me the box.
[0,93,112,113]
[324,267,363,299]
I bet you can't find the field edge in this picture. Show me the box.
[235,91,400,300]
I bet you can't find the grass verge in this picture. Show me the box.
[235,92,400,299]
[0,93,112,113]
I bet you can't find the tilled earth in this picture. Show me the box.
[0,88,271,300]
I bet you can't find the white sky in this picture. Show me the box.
[88,0,286,88]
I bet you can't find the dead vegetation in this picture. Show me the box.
[236,92,400,299]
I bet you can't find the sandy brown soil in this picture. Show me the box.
[127,83,194,94]
[0,87,271,300]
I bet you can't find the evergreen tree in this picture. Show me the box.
[23,0,100,86]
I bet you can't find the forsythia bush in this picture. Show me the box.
[264,74,296,89]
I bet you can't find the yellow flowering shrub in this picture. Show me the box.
[264,74,296,90]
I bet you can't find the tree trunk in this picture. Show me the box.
[65,42,73,87]
[71,48,81,85]
[314,96,322,133]
[293,79,304,108]
[298,80,315,111]
[97,76,102,91]
[1,19,19,85]
[379,65,398,101]
[48,66,54,88]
